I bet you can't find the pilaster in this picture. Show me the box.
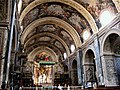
[76,49,83,85]
[93,35,104,86]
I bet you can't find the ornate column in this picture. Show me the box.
[1,1,16,89]
[93,35,104,86]
[0,22,9,88]
[76,49,83,85]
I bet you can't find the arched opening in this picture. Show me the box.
[113,36,120,85]
[84,49,97,87]
[71,60,78,85]
[103,33,120,86]
[62,65,70,85]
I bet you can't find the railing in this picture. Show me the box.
[20,86,82,90]
[20,86,120,90]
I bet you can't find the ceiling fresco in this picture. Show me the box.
[20,0,119,62]
[38,36,52,42]
[22,0,117,29]
[25,24,74,51]
[34,52,52,62]
[25,42,64,62]
[25,36,66,53]
[22,2,92,43]
[75,0,117,28]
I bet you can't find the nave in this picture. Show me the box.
[0,0,120,90]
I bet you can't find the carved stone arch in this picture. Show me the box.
[84,49,95,64]
[21,17,81,48]
[103,34,119,54]
[101,29,120,55]
[28,46,58,62]
[101,29,120,86]
[83,47,96,64]
[112,36,120,85]
[24,32,70,55]
[83,49,97,86]
[19,0,98,33]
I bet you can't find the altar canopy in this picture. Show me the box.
[39,61,56,65]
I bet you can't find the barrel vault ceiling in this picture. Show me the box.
[18,0,118,62]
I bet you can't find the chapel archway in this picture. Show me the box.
[63,65,70,85]
[71,60,78,85]
[83,49,97,87]
[9,26,18,84]
[113,36,120,85]
[103,33,120,86]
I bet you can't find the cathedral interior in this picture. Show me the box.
[0,0,120,89]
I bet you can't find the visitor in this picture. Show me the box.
[58,84,62,90]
